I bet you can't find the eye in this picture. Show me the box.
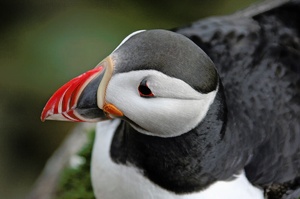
[138,79,154,97]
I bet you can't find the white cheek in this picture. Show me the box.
[105,71,217,137]
[136,96,215,137]
[125,98,212,137]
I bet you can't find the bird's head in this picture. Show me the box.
[41,29,219,137]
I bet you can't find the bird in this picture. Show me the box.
[41,0,300,199]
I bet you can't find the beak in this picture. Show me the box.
[41,56,123,122]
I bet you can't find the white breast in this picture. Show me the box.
[91,119,264,199]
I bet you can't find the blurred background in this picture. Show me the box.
[0,0,260,198]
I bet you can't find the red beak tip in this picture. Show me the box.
[40,108,51,122]
[40,114,47,122]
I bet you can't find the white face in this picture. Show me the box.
[105,69,217,137]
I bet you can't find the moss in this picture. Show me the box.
[55,129,96,199]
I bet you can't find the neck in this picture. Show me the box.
[110,83,245,194]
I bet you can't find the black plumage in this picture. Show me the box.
[174,0,300,197]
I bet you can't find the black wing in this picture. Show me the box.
[175,0,300,187]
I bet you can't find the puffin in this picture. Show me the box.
[40,1,300,197]
[41,28,300,199]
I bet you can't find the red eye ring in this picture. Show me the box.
[138,79,154,97]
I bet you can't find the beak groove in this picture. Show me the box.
[41,66,104,122]
[41,55,122,122]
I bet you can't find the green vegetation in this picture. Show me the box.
[55,129,96,199]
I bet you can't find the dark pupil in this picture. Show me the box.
[139,84,152,95]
